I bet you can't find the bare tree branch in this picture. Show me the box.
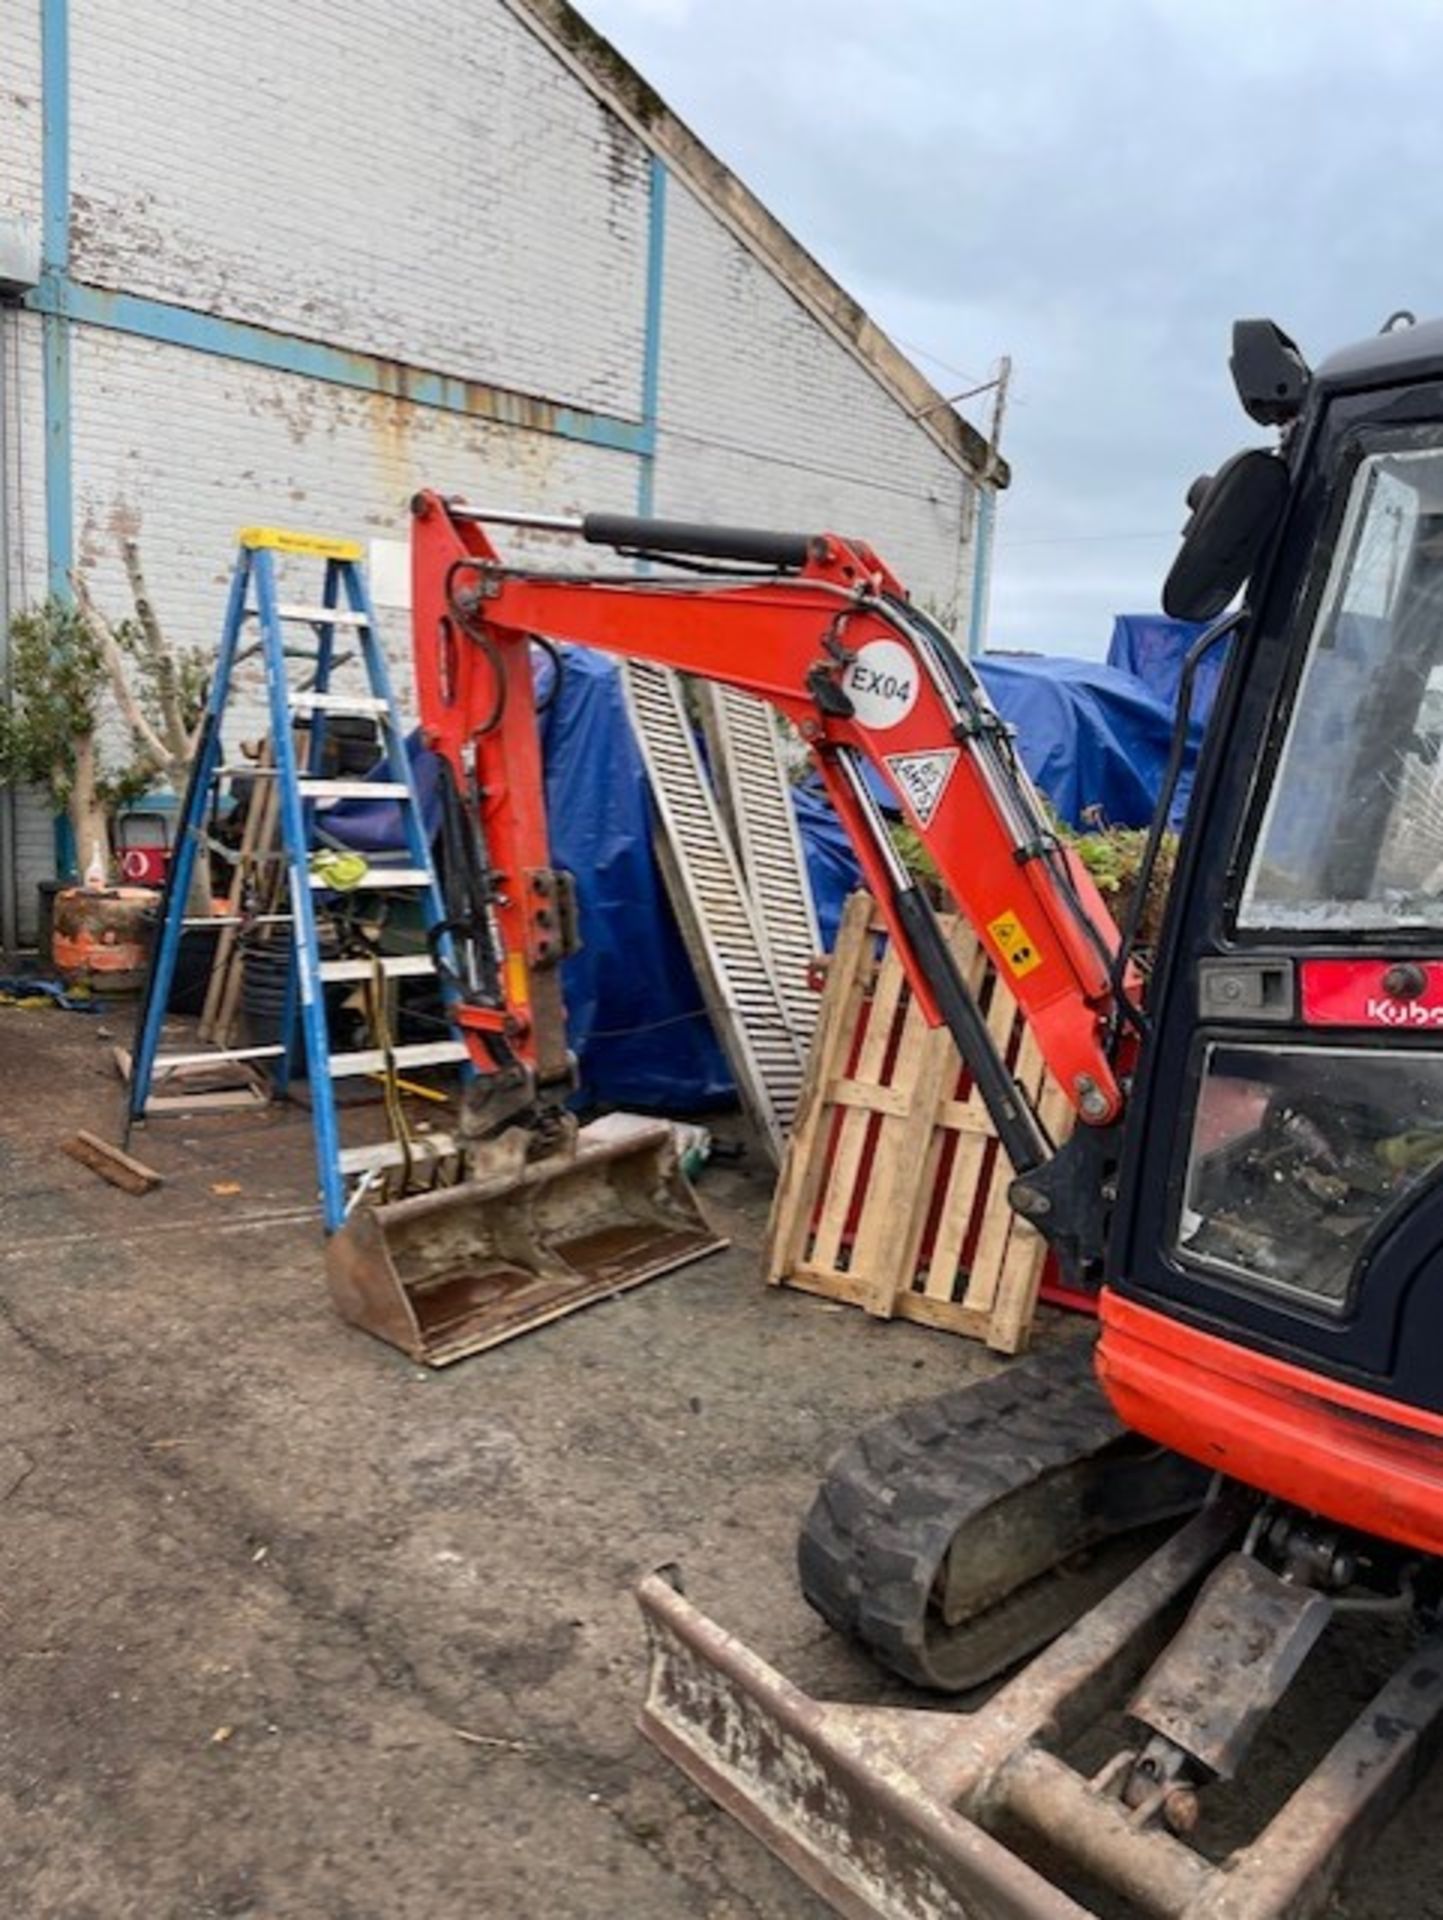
[70,569,172,771]
[121,538,188,759]
[69,731,111,877]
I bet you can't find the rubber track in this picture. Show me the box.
[798,1340,1125,1689]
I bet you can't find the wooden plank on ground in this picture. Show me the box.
[61,1130,164,1195]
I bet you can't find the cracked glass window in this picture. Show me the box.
[1241,444,1443,931]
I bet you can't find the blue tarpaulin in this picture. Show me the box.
[535,649,733,1110]
[1106,613,1222,728]
[312,735,443,852]
[320,651,731,1110]
[793,775,862,952]
[978,654,1197,830]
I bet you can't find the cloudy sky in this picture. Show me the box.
[583,0,1442,654]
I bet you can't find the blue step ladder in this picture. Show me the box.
[127,526,468,1231]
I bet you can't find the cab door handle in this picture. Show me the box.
[1197,958,1295,1022]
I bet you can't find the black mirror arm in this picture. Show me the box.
[1105,607,1247,1055]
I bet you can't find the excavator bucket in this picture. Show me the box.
[324,1113,726,1366]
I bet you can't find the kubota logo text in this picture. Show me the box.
[1365,997,1443,1027]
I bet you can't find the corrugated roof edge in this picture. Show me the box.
[504,0,1009,490]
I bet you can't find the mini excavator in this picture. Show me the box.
[385,315,1443,1916]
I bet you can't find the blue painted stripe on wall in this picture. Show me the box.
[40,0,72,597]
[40,0,68,273]
[40,312,71,596]
[636,154,667,516]
[25,279,651,456]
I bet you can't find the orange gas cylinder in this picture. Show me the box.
[51,885,155,994]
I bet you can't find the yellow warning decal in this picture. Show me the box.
[239,525,363,561]
[504,950,531,1009]
[987,909,1043,980]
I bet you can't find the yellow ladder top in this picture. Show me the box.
[238,525,364,561]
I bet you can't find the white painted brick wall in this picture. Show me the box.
[0,0,43,229]
[2,308,47,613]
[658,180,976,627]
[7,320,639,938]
[67,0,650,416]
[6,0,984,941]
[68,324,637,745]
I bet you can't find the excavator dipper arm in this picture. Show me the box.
[410,492,1138,1220]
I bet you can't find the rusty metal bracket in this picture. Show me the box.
[1128,1552,1334,1781]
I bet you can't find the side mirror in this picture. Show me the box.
[1162,449,1290,621]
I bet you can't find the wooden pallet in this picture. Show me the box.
[765,892,1075,1353]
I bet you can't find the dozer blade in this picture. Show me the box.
[325,1113,727,1366]
[639,1495,1443,1920]
[638,1570,1088,1920]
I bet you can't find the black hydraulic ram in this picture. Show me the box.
[581,513,819,570]
[440,503,820,571]
[832,746,1051,1181]
[892,882,1050,1176]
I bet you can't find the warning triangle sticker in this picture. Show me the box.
[884,748,960,828]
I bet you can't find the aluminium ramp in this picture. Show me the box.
[704,685,822,1071]
[620,662,809,1162]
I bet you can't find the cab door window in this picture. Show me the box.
[1240,445,1443,933]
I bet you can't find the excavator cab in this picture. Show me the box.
[1105,315,1443,1550]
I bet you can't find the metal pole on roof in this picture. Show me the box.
[967,355,1010,657]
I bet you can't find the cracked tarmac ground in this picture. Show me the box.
[4,1011,1443,1919]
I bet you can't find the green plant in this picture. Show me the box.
[0,596,116,875]
[1,541,208,886]
[1061,816,1178,954]
[889,820,940,887]
[886,806,1177,953]
[73,539,208,794]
